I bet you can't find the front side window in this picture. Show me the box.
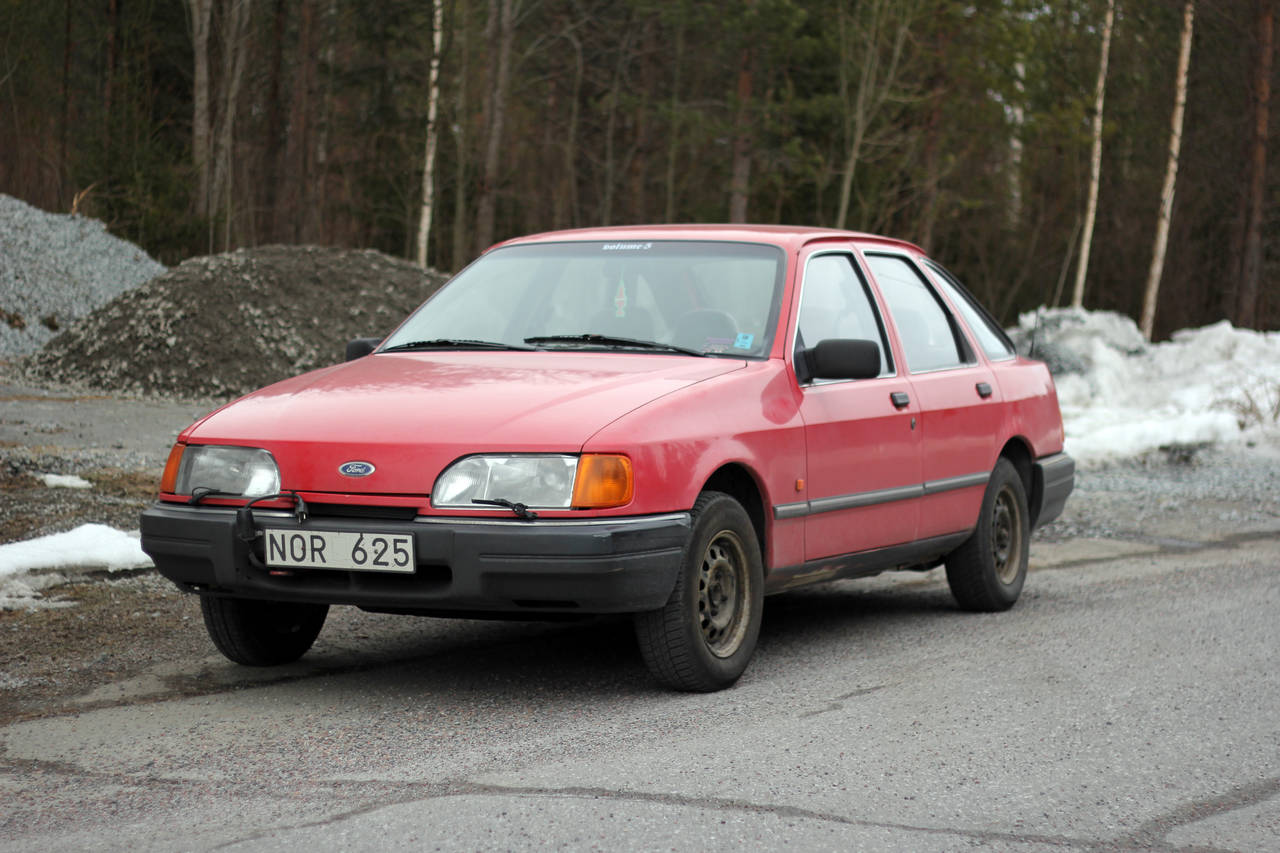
[865,253,969,373]
[795,253,892,378]
[381,241,786,358]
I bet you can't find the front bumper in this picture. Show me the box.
[140,503,690,615]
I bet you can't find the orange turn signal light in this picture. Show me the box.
[160,443,185,494]
[571,454,633,509]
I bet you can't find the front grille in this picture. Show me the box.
[305,503,419,522]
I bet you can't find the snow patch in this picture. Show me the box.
[1016,309,1280,465]
[0,524,152,609]
[39,473,92,489]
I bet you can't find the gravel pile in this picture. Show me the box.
[0,194,166,359]
[24,245,448,399]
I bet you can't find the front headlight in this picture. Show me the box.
[173,445,280,498]
[433,455,578,508]
[433,453,633,510]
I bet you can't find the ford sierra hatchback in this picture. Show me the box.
[141,225,1074,691]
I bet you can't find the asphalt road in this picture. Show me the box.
[0,383,1277,851]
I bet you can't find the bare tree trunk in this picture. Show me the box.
[663,18,685,223]
[728,48,753,223]
[1236,0,1274,329]
[451,0,471,271]
[1071,0,1114,309]
[474,0,516,255]
[187,0,214,223]
[834,0,914,230]
[212,0,253,251]
[1006,60,1026,229]
[415,0,445,268]
[1141,0,1195,341]
[280,0,317,242]
[559,27,583,229]
[104,0,118,157]
[261,0,288,244]
[60,0,72,205]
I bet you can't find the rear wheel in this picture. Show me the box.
[200,595,328,666]
[634,491,764,691]
[945,458,1029,611]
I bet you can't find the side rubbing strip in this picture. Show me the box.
[922,471,990,495]
[773,470,990,520]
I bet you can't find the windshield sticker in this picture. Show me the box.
[614,281,628,317]
[734,333,755,350]
[601,242,652,251]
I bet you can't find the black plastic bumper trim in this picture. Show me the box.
[140,503,691,615]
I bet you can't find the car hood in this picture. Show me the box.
[184,351,744,497]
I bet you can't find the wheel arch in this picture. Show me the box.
[702,463,768,572]
[998,437,1035,513]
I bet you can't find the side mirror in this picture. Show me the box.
[808,338,881,380]
[345,337,382,361]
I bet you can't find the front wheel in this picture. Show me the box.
[944,458,1030,612]
[634,491,764,692]
[200,595,329,666]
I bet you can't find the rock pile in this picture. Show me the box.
[0,194,166,358]
[26,245,448,399]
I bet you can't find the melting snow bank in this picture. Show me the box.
[0,524,152,609]
[1013,309,1280,466]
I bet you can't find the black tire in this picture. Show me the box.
[634,491,764,692]
[945,458,1030,612]
[200,595,328,666]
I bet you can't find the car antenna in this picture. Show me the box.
[1029,306,1043,360]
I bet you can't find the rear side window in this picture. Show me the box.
[865,253,970,373]
[925,262,1015,361]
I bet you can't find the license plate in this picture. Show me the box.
[265,529,415,573]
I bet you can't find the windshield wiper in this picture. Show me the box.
[381,338,533,352]
[472,497,539,520]
[524,334,705,357]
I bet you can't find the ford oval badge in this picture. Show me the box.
[339,461,376,478]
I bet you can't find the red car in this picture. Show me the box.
[141,225,1073,691]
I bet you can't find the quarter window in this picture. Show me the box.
[796,253,892,377]
[925,262,1015,361]
[865,254,968,373]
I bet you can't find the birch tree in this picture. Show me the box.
[415,0,444,268]
[1141,0,1195,341]
[1070,0,1115,309]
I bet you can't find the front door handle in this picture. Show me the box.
[890,391,910,409]
[976,382,993,398]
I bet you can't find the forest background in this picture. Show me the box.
[2,0,1276,339]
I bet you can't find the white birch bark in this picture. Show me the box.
[1071,0,1115,309]
[416,0,445,268]
[1141,0,1195,341]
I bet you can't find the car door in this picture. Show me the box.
[862,251,1002,540]
[791,250,922,561]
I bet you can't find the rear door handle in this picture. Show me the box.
[890,391,910,409]
[976,382,993,398]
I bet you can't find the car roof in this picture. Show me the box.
[490,224,924,256]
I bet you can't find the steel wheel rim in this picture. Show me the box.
[697,529,751,658]
[991,484,1023,585]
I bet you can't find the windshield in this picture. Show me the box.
[380,240,786,358]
